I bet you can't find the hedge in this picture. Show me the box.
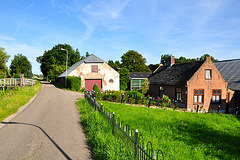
[67,76,81,91]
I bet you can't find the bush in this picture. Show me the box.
[67,76,81,91]
[13,73,20,78]
[93,84,101,99]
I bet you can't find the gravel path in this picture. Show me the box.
[0,81,92,160]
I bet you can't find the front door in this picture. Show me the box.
[85,79,102,91]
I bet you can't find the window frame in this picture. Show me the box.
[176,87,182,101]
[212,89,221,103]
[91,65,98,73]
[205,69,212,80]
[193,89,204,104]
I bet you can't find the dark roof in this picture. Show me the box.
[149,61,204,85]
[214,59,240,91]
[58,54,105,77]
[130,72,151,79]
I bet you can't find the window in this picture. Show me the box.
[176,88,182,101]
[91,65,98,72]
[205,69,212,79]
[212,90,221,103]
[131,79,144,91]
[194,89,204,103]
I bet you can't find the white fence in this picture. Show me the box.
[0,78,36,87]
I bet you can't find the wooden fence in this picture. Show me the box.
[0,78,36,88]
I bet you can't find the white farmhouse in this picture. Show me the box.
[58,54,119,91]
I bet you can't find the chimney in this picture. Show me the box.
[169,54,175,66]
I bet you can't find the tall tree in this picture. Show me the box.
[0,47,10,78]
[36,44,81,78]
[10,53,32,77]
[121,50,151,73]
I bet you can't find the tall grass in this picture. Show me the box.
[101,101,240,160]
[0,81,41,122]
[76,99,135,160]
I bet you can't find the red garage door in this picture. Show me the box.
[85,79,102,91]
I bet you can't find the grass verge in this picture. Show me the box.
[101,101,240,160]
[76,99,135,160]
[0,81,42,122]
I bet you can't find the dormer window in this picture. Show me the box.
[205,69,212,79]
[91,65,98,72]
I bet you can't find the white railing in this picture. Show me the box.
[0,78,36,87]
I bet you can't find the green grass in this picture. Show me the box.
[0,81,42,122]
[76,99,135,160]
[100,101,240,160]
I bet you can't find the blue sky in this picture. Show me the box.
[0,0,240,75]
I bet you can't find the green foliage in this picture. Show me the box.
[36,44,83,78]
[121,50,151,73]
[0,47,10,78]
[76,99,134,160]
[102,101,240,160]
[118,67,129,91]
[199,54,218,61]
[93,84,101,99]
[66,76,81,91]
[10,53,32,78]
[141,79,149,95]
[48,64,66,80]
[107,60,121,70]
[160,54,218,66]
[13,73,20,78]
[0,81,41,122]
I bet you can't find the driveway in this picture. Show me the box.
[0,81,92,160]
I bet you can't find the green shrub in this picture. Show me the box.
[67,76,81,91]
[93,84,101,99]
[13,73,20,78]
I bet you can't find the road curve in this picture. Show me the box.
[0,81,92,160]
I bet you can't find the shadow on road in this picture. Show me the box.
[1,121,72,160]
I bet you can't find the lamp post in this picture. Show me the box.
[61,48,68,88]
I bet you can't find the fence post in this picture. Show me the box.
[112,112,115,135]
[94,97,96,110]
[100,103,103,112]
[135,129,139,159]
[121,94,124,103]
[148,97,152,108]
[196,104,199,113]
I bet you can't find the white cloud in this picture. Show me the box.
[0,36,14,41]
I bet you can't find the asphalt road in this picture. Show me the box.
[0,81,92,160]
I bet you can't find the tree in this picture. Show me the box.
[10,53,32,78]
[118,67,129,91]
[121,50,151,73]
[36,44,81,78]
[0,47,10,78]
[48,64,66,80]
[108,60,121,70]
[199,54,218,61]
[160,54,172,66]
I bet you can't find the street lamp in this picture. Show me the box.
[61,48,68,88]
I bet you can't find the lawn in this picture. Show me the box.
[100,101,240,160]
[76,99,135,160]
[0,80,42,122]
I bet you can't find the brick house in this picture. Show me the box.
[149,56,228,112]
[214,59,240,113]
[58,54,119,91]
[129,72,151,91]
